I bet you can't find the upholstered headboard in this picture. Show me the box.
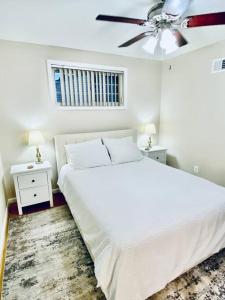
[54,129,136,175]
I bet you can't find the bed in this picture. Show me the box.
[55,129,225,300]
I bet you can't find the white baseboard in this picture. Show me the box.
[7,197,16,205]
[52,188,60,194]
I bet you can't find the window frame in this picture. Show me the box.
[47,59,128,110]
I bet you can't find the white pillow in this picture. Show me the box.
[65,139,111,169]
[103,136,143,164]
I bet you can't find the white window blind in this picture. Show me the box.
[48,61,126,109]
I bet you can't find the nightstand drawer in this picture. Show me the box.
[18,172,47,189]
[148,152,166,164]
[19,186,50,206]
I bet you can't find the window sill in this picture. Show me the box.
[55,105,127,111]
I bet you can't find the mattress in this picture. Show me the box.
[58,158,225,300]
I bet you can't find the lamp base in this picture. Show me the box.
[145,136,152,151]
[35,147,43,164]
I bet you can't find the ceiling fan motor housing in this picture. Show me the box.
[147,1,164,20]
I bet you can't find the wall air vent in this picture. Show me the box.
[212,58,225,73]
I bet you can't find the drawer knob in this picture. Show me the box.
[34,194,37,197]
[32,179,35,183]
[157,157,159,160]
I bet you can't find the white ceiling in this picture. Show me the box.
[0,0,225,60]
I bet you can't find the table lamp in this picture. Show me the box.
[144,123,156,150]
[28,130,45,164]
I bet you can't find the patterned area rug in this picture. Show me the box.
[2,205,225,300]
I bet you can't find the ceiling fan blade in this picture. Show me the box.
[171,29,188,47]
[96,15,146,25]
[119,32,151,47]
[162,0,191,17]
[187,12,225,28]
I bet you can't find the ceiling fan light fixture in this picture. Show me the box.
[160,29,178,54]
[165,42,179,54]
[142,36,158,54]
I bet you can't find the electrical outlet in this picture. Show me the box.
[193,166,199,174]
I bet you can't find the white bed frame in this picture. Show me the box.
[54,128,136,175]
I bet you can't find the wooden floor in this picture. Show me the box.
[8,192,66,217]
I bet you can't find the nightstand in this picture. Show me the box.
[140,146,167,164]
[11,161,53,215]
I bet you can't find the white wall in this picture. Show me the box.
[1,38,225,199]
[0,40,162,199]
[159,40,225,186]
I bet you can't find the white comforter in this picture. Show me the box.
[58,158,225,300]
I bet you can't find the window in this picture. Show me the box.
[47,60,127,109]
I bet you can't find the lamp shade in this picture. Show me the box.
[28,130,45,146]
[145,123,156,135]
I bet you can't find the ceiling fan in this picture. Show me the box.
[96,0,225,55]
